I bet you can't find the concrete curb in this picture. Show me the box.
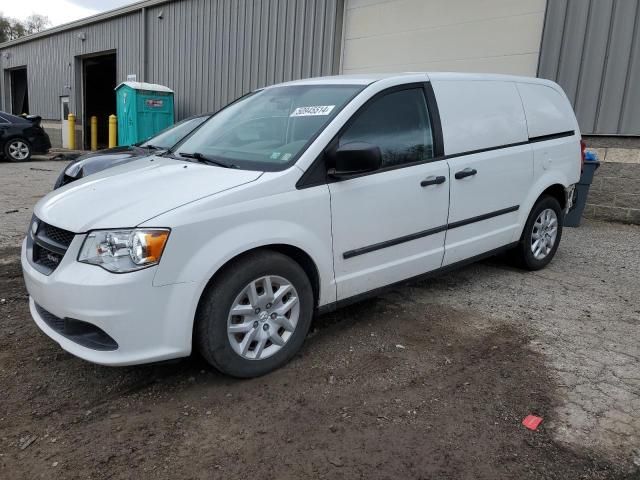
[587,147,640,164]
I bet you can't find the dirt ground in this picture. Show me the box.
[1,160,639,479]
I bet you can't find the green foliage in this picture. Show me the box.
[0,13,51,43]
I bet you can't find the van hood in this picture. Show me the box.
[35,155,263,232]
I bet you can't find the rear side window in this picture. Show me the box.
[339,88,434,168]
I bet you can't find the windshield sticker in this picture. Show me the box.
[290,105,335,117]
[281,153,292,161]
[270,152,281,160]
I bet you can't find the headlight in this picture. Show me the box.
[78,229,170,273]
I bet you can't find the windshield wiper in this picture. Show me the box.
[179,152,237,169]
[144,144,161,150]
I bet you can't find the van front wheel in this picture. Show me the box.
[512,195,563,271]
[195,250,314,378]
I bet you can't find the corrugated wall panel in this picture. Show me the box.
[0,12,142,120]
[554,0,589,105]
[572,0,613,133]
[142,0,341,118]
[538,0,640,135]
[597,0,638,133]
[0,0,342,122]
[620,4,640,133]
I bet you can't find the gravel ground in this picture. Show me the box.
[0,160,63,245]
[1,159,639,479]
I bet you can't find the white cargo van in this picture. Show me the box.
[22,73,582,377]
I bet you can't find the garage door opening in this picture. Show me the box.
[10,68,29,115]
[83,52,116,149]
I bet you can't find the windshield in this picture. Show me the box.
[140,115,209,149]
[173,85,364,171]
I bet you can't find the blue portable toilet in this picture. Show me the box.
[115,81,174,146]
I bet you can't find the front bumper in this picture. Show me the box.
[21,236,198,366]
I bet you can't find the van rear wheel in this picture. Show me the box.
[511,195,563,271]
[195,250,314,378]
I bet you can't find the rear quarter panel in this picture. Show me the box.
[514,81,582,239]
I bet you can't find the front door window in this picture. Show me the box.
[338,88,435,168]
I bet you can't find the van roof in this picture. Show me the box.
[272,72,559,88]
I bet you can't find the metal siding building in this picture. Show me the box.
[538,0,640,135]
[0,0,638,149]
[1,12,142,120]
[144,0,342,118]
[341,0,547,76]
[341,0,640,136]
[0,0,343,147]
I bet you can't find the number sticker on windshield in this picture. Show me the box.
[290,105,335,117]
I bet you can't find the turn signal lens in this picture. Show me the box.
[130,230,170,265]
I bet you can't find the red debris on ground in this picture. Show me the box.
[522,415,543,431]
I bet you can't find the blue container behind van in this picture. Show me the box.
[116,82,174,146]
[564,150,600,227]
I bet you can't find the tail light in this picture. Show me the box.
[580,139,586,172]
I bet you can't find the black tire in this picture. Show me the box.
[195,250,314,378]
[511,195,563,271]
[4,138,32,162]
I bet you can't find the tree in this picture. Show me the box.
[0,12,51,43]
[0,15,10,44]
[24,14,51,35]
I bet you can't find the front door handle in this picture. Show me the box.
[454,168,477,180]
[420,175,446,187]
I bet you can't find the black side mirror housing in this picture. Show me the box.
[327,142,382,179]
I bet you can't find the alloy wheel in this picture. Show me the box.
[227,275,300,360]
[531,208,558,260]
[8,140,30,160]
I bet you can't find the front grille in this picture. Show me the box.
[28,218,75,275]
[34,303,118,351]
[43,223,74,247]
[33,244,64,271]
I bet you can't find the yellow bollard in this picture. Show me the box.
[68,113,76,150]
[108,114,117,148]
[90,116,98,151]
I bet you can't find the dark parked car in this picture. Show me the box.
[54,113,211,189]
[0,112,51,162]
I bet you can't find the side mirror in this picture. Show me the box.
[327,142,382,179]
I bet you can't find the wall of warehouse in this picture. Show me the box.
[143,0,342,119]
[340,0,546,76]
[0,12,141,148]
[538,0,640,136]
[0,0,343,148]
[0,13,142,121]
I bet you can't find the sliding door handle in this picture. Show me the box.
[420,175,446,187]
[455,168,477,180]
